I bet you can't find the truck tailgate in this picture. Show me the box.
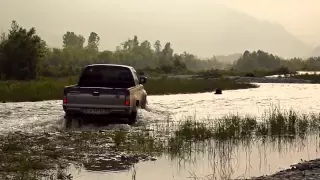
[64,86,128,107]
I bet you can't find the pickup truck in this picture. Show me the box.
[62,64,148,125]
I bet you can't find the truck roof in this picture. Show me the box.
[85,64,134,69]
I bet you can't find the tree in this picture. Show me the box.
[275,66,290,75]
[173,54,186,71]
[235,50,282,72]
[62,31,85,49]
[154,40,161,54]
[122,39,133,51]
[0,32,6,44]
[97,50,114,63]
[133,35,139,48]
[140,40,151,50]
[121,35,140,52]
[162,42,173,57]
[0,20,45,80]
[0,32,6,78]
[86,32,100,52]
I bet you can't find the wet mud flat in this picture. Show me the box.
[4,129,320,180]
[0,128,160,180]
[247,158,320,180]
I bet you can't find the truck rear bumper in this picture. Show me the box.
[63,105,131,118]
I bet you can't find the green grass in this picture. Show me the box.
[0,77,75,102]
[173,108,320,142]
[144,77,258,95]
[0,76,258,102]
[292,74,320,83]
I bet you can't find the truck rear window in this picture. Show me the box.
[78,65,135,88]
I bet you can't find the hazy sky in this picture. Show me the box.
[217,0,320,46]
[1,0,319,45]
[0,0,319,57]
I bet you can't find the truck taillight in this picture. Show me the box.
[124,96,130,106]
[63,96,67,104]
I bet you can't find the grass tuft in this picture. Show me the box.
[174,120,214,141]
[172,108,320,142]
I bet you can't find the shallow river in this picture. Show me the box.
[1,83,320,179]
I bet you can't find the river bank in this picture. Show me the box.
[190,73,315,84]
[247,158,320,180]
[232,76,312,84]
[0,76,257,102]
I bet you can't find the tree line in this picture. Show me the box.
[0,20,320,80]
[233,50,320,73]
[0,21,229,80]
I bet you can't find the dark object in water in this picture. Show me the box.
[245,73,255,77]
[214,88,222,94]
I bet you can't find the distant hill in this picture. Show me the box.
[311,45,320,57]
[0,0,313,58]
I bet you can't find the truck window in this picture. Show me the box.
[78,65,135,88]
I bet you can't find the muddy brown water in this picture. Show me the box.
[1,83,320,179]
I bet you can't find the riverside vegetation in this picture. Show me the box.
[2,107,320,180]
[0,77,258,102]
[291,73,320,83]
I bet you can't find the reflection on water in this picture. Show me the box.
[69,134,320,180]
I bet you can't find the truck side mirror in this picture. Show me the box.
[139,76,147,84]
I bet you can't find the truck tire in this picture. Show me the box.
[65,117,72,128]
[127,111,137,125]
[141,96,147,109]
[64,113,72,128]
[64,116,82,129]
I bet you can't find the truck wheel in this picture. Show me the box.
[141,96,147,109]
[64,116,72,129]
[64,113,81,129]
[127,111,137,125]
